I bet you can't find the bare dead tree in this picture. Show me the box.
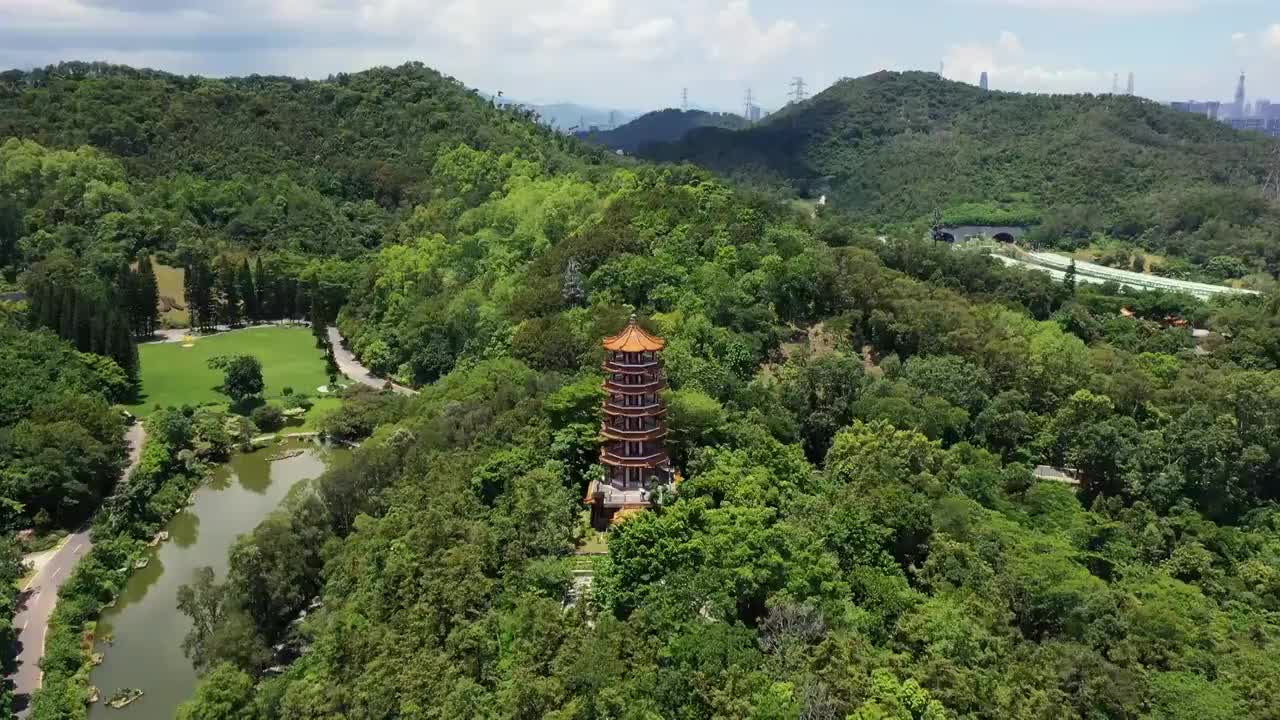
[1264,144,1280,203]
[799,681,841,720]
[758,602,828,654]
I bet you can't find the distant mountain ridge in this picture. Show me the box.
[576,108,749,153]
[638,71,1277,235]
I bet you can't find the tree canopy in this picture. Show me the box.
[7,60,1280,720]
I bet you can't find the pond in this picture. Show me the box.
[87,438,350,719]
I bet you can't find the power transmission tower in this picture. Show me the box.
[681,87,688,112]
[788,76,807,104]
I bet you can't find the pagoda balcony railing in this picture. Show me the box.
[601,425,668,441]
[603,378,664,393]
[604,401,666,416]
[602,360,663,372]
[601,449,670,467]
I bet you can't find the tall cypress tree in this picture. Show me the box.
[280,277,295,321]
[252,257,273,321]
[117,314,139,383]
[183,259,198,329]
[198,259,216,330]
[215,258,241,327]
[186,257,216,331]
[310,284,328,347]
[32,278,58,330]
[137,254,160,337]
[58,287,77,342]
[238,258,258,324]
[294,282,309,322]
[119,265,135,333]
[73,291,92,351]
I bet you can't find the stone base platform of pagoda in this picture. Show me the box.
[585,479,671,528]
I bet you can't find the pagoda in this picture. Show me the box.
[587,315,674,528]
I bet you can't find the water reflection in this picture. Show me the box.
[169,512,198,549]
[87,439,349,720]
[96,553,165,636]
[231,446,274,495]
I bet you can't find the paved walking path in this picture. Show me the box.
[326,327,417,396]
[147,323,416,396]
[10,422,146,714]
[146,321,306,344]
[8,321,396,712]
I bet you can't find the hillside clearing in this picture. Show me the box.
[127,326,331,415]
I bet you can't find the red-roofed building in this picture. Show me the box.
[587,314,674,527]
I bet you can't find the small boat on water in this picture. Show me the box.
[107,688,143,709]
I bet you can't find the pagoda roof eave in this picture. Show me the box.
[602,315,666,352]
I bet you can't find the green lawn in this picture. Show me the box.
[127,327,333,416]
[299,396,343,431]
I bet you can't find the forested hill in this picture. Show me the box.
[13,60,1280,720]
[0,61,602,185]
[0,61,611,264]
[641,71,1279,257]
[577,108,748,153]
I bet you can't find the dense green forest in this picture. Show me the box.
[577,109,749,154]
[641,71,1280,271]
[6,61,1280,720]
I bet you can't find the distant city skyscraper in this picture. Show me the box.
[979,72,989,91]
[1126,72,1134,96]
[1234,71,1247,119]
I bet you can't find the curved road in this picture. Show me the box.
[10,422,146,714]
[8,326,402,710]
[326,327,417,396]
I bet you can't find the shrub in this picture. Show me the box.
[250,403,285,433]
[281,392,313,412]
[318,386,412,441]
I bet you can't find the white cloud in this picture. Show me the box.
[1264,24,1280,52]
[0,0,822,107]
[700,0,817,67]
[997,30,1023,54]
[967,0,1198,12]
[944,31,1109,94]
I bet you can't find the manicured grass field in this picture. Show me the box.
[299,396,343,431]
[127,327,333,416]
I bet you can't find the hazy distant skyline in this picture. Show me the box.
[1,0,1277,112]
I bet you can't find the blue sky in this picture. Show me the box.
[0,0,1276,112]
